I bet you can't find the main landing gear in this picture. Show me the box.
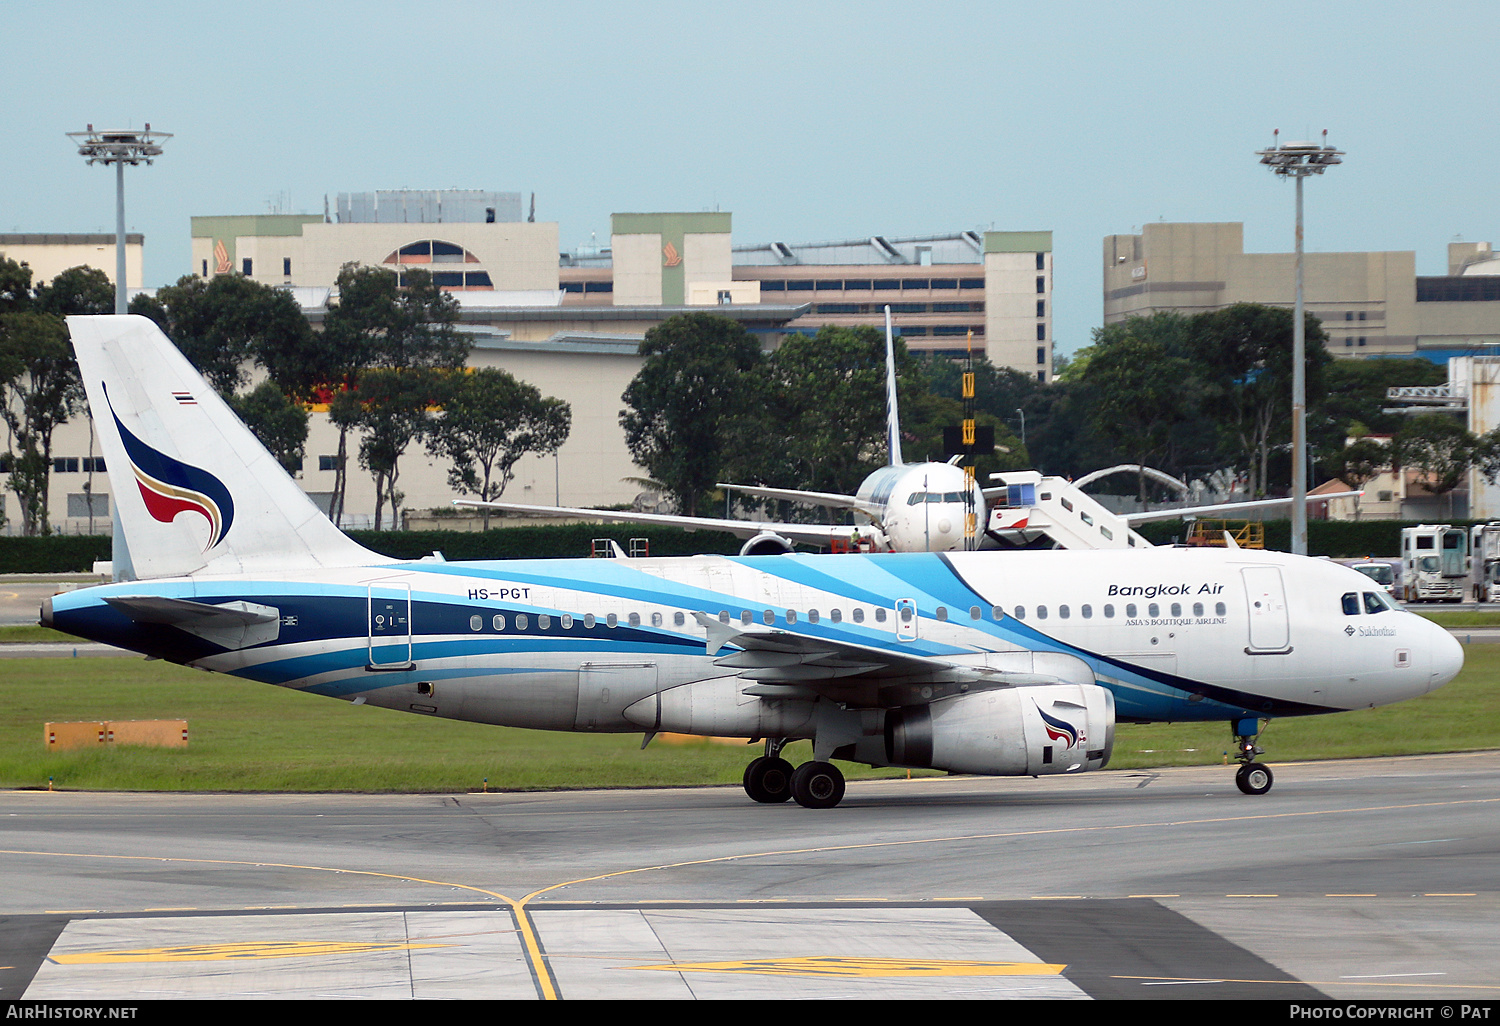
[1232,717,1274,795]
[743,739,847,809]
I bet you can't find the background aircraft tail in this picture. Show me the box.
[884,305,904,467]
[66,315,380,580]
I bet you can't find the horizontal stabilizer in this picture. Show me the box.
[103,595,281,650]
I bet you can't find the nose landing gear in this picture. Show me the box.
[1232,718,1274,795]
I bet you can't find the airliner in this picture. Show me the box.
[463,307,987,555]
[42,316,1464,809]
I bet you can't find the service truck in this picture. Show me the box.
[1400,524,1469,602]
[1471,522,1500,601]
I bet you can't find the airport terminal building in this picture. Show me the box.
[1103,222,1500,360]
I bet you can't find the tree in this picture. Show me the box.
[620,313,762,517]
[0,312,84,534]
[426,369,572,529]
[32,266,114,317]
[1076,314,1197,503]
[1394,414,1475,517]
[0,257,31,313]
[152,274,313,396]
[1191,303,1331,497]
[727,325,925,513]
[319,264,465,526]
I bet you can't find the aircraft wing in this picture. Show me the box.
[454,499,871,548]
[716,482,880,515]
[1122,491,1363,524]
[692,612,1065,707]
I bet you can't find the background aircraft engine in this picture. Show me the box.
[739,531,797,556]
[884,683,1114,776]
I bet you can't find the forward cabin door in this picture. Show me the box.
[1241,566,1290,654]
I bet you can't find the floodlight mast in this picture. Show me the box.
[67,124,171,314]
[1256,129,1342,557]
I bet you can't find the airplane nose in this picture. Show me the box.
[1429,623,1464,693]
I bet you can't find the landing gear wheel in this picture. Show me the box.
[1235,762,1273,795]
[790,761,846,809]
[743,756,794,804]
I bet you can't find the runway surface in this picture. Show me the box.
[2,752,1498,1001]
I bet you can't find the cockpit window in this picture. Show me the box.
[1363,591,1388,614]
[1342,592,1360,616]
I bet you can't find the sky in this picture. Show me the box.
[4,0,1497,356]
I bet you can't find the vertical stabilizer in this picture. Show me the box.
[66,315,380,579]
[884,305,904,467]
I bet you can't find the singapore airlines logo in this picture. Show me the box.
[105,385,235,550]
[662,241,681,267]
[213,239,231,274]
[1035,703,1082,748]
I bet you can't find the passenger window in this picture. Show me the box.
[1103,604,1114,617]
[539,614,551,629]
[787,610,797,624]
[1363,592,1385,614]
[763,609,775,625]
[561,614,573,629]
[1215,602,1226,616]
[1148,603,1159,618]
[672,611,683,626]
[831,609,843,623]
[650,612,662,627]
[719,610,730,624]
[1081,604,1092,619]
[741,610,753,625]
[875,608,887,623]
[470,615,482,631]
[1013,606,1025,619]
[517,614,529,630]
[1036,605,1048,620]
[808,609,819,623]
[1058,605,1069,619]
[492,614,506,631]
[1170,603,1180,617]
[970,606,982,620]
[1342,593,1361,616]
[628,612,640,627]
[606,613,617,628]
[853,608,865,623]
[1192,602,1203,617]
[935,606,948,621]
[992,605,1003,620]
[584,613,596,628]
[1126,604,1137,618]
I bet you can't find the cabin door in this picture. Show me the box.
[367,581,414,670]
[1241,567,1291,654]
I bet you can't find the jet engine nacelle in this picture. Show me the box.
[739,531,797,556]
[884,683,1114,776]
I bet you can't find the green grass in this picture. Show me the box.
[0,625,72,643]
[1415,610,1500,627]
[2,647,1495,792]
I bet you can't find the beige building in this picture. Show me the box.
[1103,222,1500,358]
[0,233,144,291]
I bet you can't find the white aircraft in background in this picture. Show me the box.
[461,307,986,555]
[465,309,1356,554]
[42,315,1463,809]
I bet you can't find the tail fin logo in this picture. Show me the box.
[104,385,235,550]
[1035,703,1082,748]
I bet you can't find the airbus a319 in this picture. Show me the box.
[42,316,1463,808]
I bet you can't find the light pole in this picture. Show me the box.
[67,124,171,314]
[1257,129,1342,556]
